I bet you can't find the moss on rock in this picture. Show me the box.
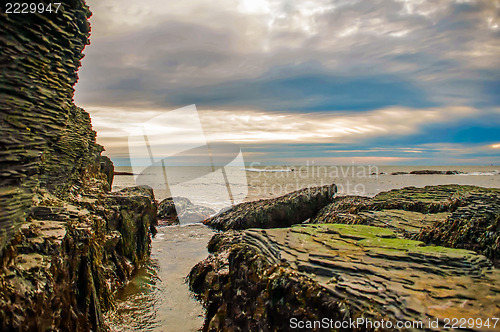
[312,185,500,265]
[189,224,499,331]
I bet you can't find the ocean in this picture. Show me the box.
[112,165,500,211]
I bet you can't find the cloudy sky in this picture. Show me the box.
[74,0,500,165]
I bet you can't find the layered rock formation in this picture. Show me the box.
[1,2,96,250]
[0,3,157,330]
[190,185,500,331]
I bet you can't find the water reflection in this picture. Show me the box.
[105,224,215,331]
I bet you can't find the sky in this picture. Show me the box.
[74,0,500,166]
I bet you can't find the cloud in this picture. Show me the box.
[76,0,500,110]
[198,106,478,143]
[163,68,438,111]
[74,0,500,165]
[87,105,478,157]
[365,107,500,147]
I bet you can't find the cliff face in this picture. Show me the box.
[0,1,96,251]
[0,2,157,331]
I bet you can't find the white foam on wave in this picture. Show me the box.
[242,168,293,173]
[459,170,500,176]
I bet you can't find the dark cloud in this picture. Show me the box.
[76,0,500,111]
[164,66,436,111]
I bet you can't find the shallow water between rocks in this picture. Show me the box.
[105,224,215,331]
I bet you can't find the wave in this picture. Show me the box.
[242,168,294,173]
[458,170,500,176]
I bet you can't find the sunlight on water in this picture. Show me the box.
[106,224,215,332]
[105,263,163,331]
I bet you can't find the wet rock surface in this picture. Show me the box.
[1,184,158,331]
[157,197,215,226]
[190,185,500,331]
[0,3,157,331]
[204,184,337,230]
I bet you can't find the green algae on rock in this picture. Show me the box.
[189,224,500,331]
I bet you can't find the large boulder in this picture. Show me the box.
[204,184,337,230]
[157,197,192,221]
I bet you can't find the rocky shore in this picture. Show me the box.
[1,4,157,331]
[312,185,500,266]
[189,184,500,331]
[204,184,337,230]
